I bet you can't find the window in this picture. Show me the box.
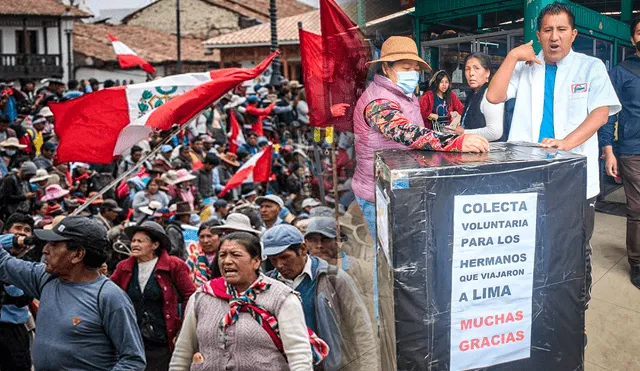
[15,30,38,54]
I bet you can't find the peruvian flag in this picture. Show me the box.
[51,52,279,164]
[228,110,245,154]
[108,33,156,73]
[219,145,272,197]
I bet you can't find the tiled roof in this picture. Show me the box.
[73,23,219,64]
[122,0,314,25]
[0,0,91,17]
[203,10,320,48]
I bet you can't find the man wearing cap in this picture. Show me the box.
[263,225,376,370]
[0,216,146,370]
[208,199,229,223]
[193,153,219,202]
[256,194,286,230]
[305,217,374,323]
[33,141,56,171]
[95,199,123,233]
[0,214,35,371]
[299,198,321,218]
[0,162,37,220]
[155,145,174,172]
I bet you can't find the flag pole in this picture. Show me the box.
[71,123,188,216]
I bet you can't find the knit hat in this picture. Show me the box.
[20,161,38,176]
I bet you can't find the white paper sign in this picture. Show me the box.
[449,193,538,371]
[375,185,390,263]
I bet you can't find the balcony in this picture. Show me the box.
[0,54,63,80]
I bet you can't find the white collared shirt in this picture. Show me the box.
[277,255,314,290]
[507,49,622,198]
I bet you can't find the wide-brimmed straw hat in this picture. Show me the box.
[367,36,431,70]
[219,153,240,167]
[210,213,261,236]
[173,169,196,184]
[30,169,51,183]
[0,137,27,149]
[41,184,70,202]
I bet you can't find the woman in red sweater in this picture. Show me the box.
[419,70,465,129]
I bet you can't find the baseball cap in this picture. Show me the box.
[301,198,321,209]
[262,224,304,256]
[255,195,284,209]
[34,216,109,252]
[160,145,173,153]
[304,217,337,239]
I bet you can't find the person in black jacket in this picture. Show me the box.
[192,154,219,202]
[0,162,37,220]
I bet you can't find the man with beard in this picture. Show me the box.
[600,16,640,289]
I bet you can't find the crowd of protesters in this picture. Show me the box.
[2,5,631,367]
[0,74,383,371]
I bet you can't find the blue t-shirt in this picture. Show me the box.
[0,236,146,371]
[433,95,448,117]
[539,64,558,142]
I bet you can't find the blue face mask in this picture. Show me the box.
[5,150,15,156]
[394,69,420,94]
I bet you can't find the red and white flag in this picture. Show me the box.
[51,52,279,164]
[219,145,272,197]
[108,33,156,73]
[228,110,245,154]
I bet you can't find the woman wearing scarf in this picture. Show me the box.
[187,220,223,286]
[171,232,323,371]
[111,221,195,371]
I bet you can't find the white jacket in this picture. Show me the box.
[507,49,621,198]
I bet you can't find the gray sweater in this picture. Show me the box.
[0,241,146,371]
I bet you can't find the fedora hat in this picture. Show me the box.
[210,213,261,236]
[175,201,197,215]
[367,36,431,71]
[30,169,51,183]
[219,153,239,167]
[0,137,27,149]
[125,221,171,252]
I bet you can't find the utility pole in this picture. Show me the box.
[176,0,182,74]
[269,0,281,85]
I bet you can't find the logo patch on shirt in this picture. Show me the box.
[72,317,82,326]
[571,83,588,94]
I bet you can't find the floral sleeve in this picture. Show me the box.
[364,98,463,151]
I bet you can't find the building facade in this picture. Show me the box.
[0,1,90,82]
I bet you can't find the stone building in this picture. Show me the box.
[122,0,314,40]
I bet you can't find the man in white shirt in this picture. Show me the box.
[487,2,621,322]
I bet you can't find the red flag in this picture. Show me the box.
[299,0,369,131]
[228,110,245,154]
[108,33,156,73]
[219,146,272,197]
[299,30,330,128]
[51,51,280,164]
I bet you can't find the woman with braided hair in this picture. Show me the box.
[170,232,325,371]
